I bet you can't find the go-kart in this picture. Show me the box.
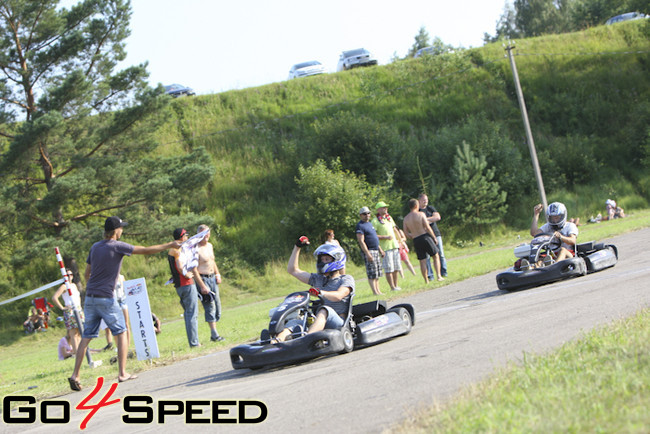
[229,290,415,370]
[496,233,618,291]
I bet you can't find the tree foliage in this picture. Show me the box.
[485,0,648,42]
[0,0,213,280]
[407,26,455,58]
[450,142,508,232]
[290,158,394,261]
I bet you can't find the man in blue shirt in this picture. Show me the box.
[68,216,180,391]
[355,206,384,295]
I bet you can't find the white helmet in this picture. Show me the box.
[313,244,346,274]
[546,202,567,230]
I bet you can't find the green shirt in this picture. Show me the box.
[371,216,399,251]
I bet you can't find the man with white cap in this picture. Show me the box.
[355,206,384,295]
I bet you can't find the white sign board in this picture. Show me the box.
[124,278,159,360]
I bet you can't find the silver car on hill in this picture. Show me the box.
[336,48,377,72]
[288,61,326,79]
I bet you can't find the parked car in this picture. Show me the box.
[336,48,377,72]
[164,84,195,97]
[288,61,326,79]
[605,11,648,25]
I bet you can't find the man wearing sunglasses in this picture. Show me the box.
[355,206,384,295]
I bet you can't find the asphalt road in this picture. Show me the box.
[5,228,649,434]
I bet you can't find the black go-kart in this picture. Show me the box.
[496,233,618,291]
[229,290,415,370]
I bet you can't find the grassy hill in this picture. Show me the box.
[156,20,649,266]
[1,21,648,328]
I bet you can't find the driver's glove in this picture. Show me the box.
[308,287,321,297]
[296,236,310,248]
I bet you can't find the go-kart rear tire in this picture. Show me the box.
[392,307,412,335]
[340,326,354,354]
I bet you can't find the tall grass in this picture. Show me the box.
[393,308,650,433]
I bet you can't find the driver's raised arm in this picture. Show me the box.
[530,203,544,237]
[287,239,311,284]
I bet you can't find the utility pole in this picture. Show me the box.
[504,41,547,211]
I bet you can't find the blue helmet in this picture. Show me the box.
[313,244,346,274]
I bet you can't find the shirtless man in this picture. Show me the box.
[403,198,444,283]
[193,224,224,342]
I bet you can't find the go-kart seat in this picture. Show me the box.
[352,300,387,321]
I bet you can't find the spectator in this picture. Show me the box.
[403,198,443,283]
[273,238,354,342]
[605,199,625,220]
[168,228,200,348]
[52,269,83,354]
[58,335,74,360]
[528,202,578,269]
[152,312,162,334]
[372,201,402,291]
[193,224,224,343]
[68,216,180,392]
[355,206,384,295]
[322,229,341,247]
[23,307,45,333]
[418,194,448,279]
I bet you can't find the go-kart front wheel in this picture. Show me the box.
[340,326,354,354]
[390,307,412,335]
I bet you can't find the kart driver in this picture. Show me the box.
[530,202,578,265]
[274,237,355,342]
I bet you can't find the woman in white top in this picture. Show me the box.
[53,270,83,354]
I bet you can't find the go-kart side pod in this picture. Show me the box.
[355,306,413,346]
[496,256,587,291]
[579,244,618,273]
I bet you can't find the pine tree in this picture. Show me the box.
[451,142,508,231]
[0,0,213,276]
[407,26,431,57]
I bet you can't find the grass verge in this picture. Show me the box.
[1,210,649,411]
[392,308,649,433]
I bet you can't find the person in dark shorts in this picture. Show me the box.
[403,199,444,283]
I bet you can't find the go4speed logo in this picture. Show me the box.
[3,377,268,429]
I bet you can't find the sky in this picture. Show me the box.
[70,0,511,95]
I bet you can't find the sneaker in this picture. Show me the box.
[102,343,113,351]
[260,329,270,342]
[211,336,225,342]
[520,258,531,271]
[542,255,554,267]
[391,286,402,291]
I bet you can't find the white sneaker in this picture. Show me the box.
[520,258,531,271]
[542,255,554,267]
